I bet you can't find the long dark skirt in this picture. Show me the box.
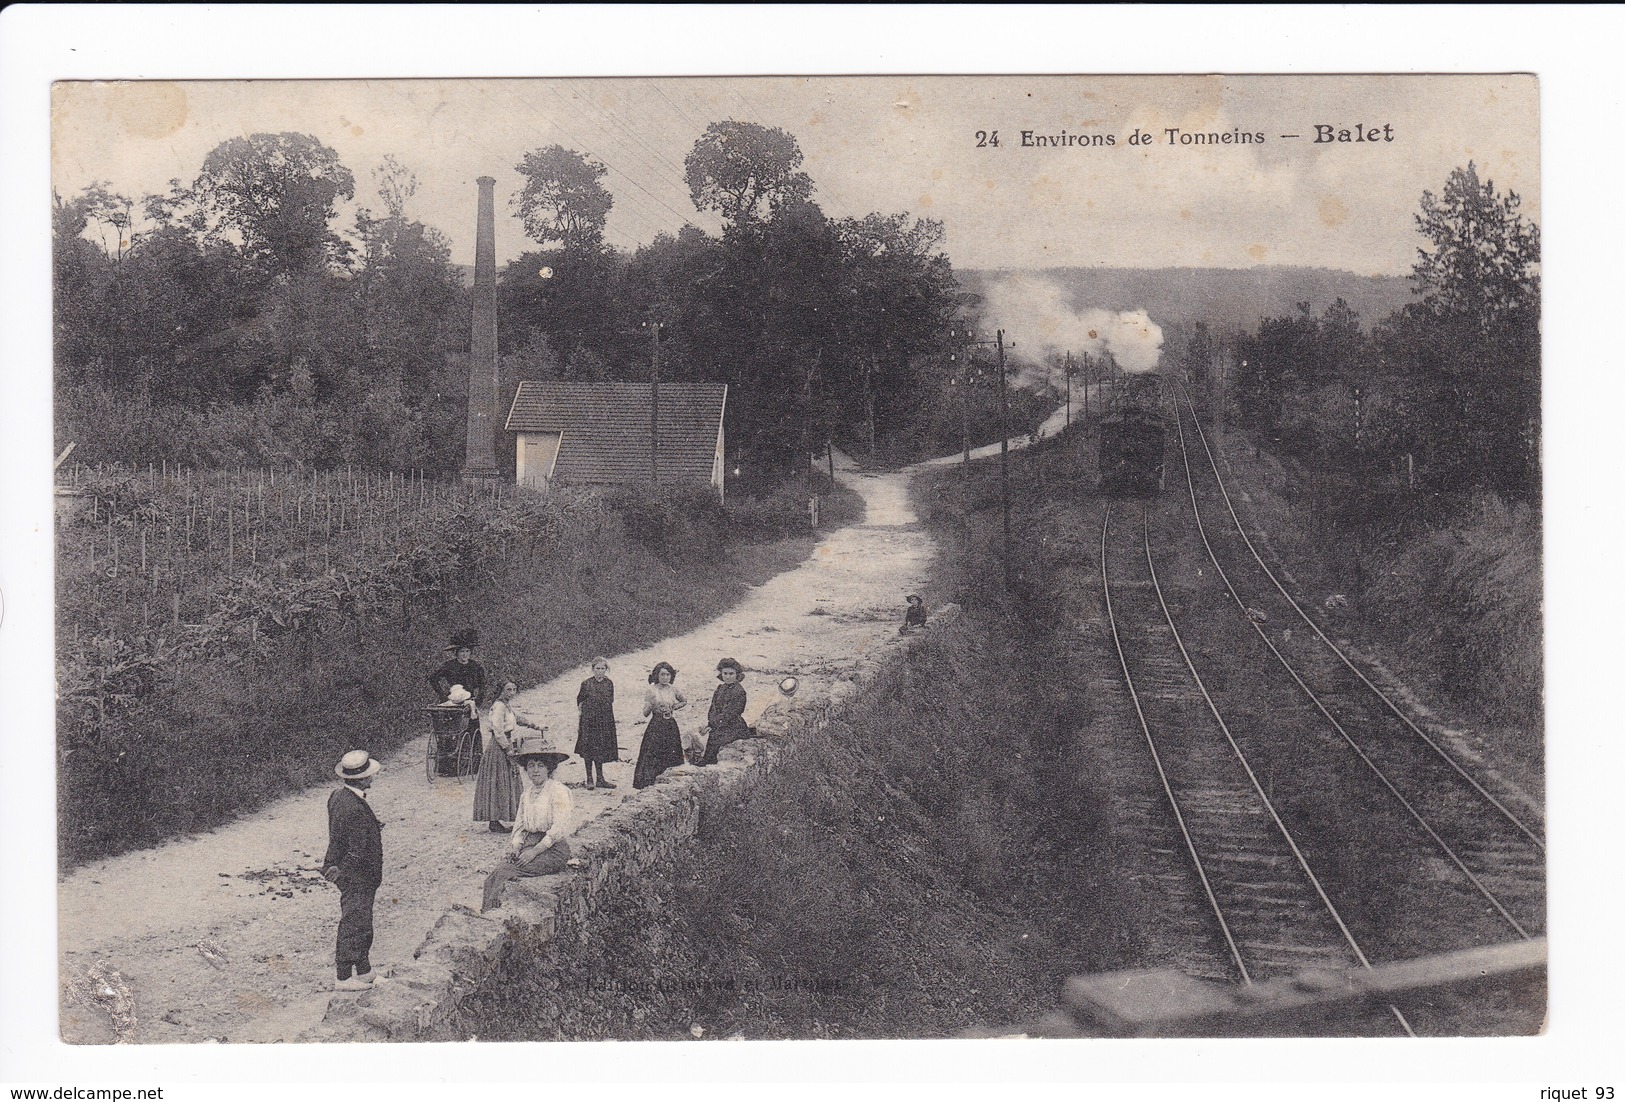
[471,740,522,823]
[575,707,619,764]
[632,714,685,789]
[481,839,575,912]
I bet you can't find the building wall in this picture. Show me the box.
[712,425,726,503]
[516,431,563,489]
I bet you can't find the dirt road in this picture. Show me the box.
[57,447,939,1044]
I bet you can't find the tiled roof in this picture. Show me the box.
[505,381,727,486]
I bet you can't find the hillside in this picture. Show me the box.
[959,265,1414,334]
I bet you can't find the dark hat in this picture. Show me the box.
[905,593,923,604]
[649,661,679,684]
[514,743,571,772]
[716,657,745,678]
[446,628,480,652]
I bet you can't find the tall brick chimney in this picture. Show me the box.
[462,175,501,480]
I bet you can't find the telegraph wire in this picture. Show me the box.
[722,82,861,222]
[486,82,687,245]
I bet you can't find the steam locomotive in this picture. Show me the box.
[1098,373,1167,496]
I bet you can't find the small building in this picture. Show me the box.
[504,381,729,499]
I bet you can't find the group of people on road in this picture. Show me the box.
[321,631,781,989]
[324,594,929,992]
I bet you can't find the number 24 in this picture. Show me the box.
[976,130,1000,148]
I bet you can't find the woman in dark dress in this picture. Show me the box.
[428,629,487,704]
[701,657,755,765]
[575,657,619,790]
[632,661,687,789]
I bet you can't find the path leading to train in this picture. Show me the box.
[57,430,1062,1045]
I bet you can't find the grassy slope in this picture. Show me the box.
[1199,424,1543,782]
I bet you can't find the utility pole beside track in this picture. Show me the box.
[997,329,1011,588]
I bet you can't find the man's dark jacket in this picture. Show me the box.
[322,786,383,888]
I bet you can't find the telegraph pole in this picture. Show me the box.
[997,328,1011,586]
[645,319,663,487]
[1065,351,1073,428]
[948,328,981,468]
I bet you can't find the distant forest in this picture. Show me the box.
[960,265,1413,336]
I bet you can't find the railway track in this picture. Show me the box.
[1100,501,1414,1034]
[1163,384,1546,962]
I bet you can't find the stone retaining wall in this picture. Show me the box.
[302,606,960,1042]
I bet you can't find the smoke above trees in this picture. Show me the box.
[982,275,1165,385]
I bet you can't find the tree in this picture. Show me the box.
[354,175,465,415]
[1181,321,1213,386]
[372,154,418,221]
[1411,161,1540,333]
[192,133,356,276]
[684,122,814,231]
[1380,163,1541,500]
[513,145,613,253]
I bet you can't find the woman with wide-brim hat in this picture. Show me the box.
[428,629,488,705]
[632,661,687,789]
[481,742,576,913]
[700,657,756,766]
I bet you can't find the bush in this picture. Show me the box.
[601,483,726,561]
[723,482,813,540]
[1369,494,1542,733]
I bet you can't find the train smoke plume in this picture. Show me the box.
[983,275,1164,384]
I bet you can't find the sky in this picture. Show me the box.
[51,74,1539,278]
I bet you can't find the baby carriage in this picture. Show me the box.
[425,701,485,781]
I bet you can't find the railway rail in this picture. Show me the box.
[1165,384,1545,954]
[1092,382,1546,1034]
[1100,501,1415,1035]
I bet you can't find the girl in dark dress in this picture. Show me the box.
[575,657,619,790]
[632,661,687,789]
[701,657,755,765]
[899,594,927,635]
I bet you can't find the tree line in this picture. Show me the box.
[55,123,997,483]
[1186,163,1540,506]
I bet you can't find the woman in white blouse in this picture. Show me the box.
[480,749,575,912]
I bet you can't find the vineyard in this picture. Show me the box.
[55,463,841,868]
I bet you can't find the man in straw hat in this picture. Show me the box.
[481,740,576,912]
[322,750,386,991]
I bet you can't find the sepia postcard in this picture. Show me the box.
[5,6,1616,1097]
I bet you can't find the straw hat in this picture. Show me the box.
[446,685,473,705]
[513,736,569,772]
[335,750,382,781]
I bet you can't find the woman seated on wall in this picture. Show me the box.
[481,745,575,913]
